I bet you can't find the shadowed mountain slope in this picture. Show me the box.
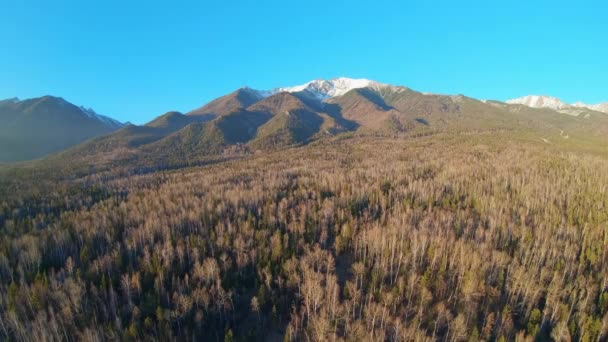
[62,111,213,158]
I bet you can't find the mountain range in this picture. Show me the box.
[2,78,607,165]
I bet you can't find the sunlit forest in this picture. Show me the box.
[1,132,607,341]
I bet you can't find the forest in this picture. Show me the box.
[0,132,607,341]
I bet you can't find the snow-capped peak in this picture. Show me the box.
[506,95,570,110]
[271,77,387,100]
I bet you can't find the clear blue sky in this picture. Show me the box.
[1,0,607,124]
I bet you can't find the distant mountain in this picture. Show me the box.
[507,95,608,115]
[64,111,212,157]
[0,96,124,162]
[573,101,608,114]
[507,95,570,110]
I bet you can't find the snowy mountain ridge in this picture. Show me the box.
[246,77,398,101]
[273,78,385,99]
[507,95,608,114]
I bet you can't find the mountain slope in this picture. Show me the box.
[325,88,412,131]
[0,96,124,162]
[325,86,469,132]
[62,111,213,158]
[247,91,314,114]
[251,109,326,148]
[141,109,272,163]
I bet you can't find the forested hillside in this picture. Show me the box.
[1,132,607,341]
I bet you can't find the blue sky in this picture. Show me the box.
[1,0,607,124]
